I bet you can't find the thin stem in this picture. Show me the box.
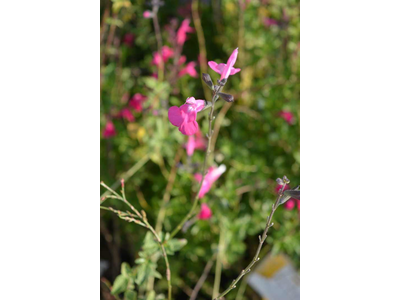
[169,84,223,239]
[100,183,172,300]
[100,154,150,201]
[190,254,217,300]
[212,227,224,299]
[192,0,211,100]
[213,183,287,300]
[152,3,164,82]
[155,148,183,232]
[142,215,172,300]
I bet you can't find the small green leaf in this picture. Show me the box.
[111,275,128,295]
[124,290,137,300]
[165,238,187,254]
[121,262,131,276]
[147,291,156,300]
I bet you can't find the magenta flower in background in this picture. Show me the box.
[103,121,116,138]
[264,17,279,27]
[198,203,212,220]
[179,56,187,65]
[194,165,227,198]
[179,61,198,78]
[280,110,295,125]
[152,46,174,66]
[184,130,207,156]
[276,184,299,211]
[168,97,205,135]
[122,33,135,47]
[176,19,194,46]
[285,199,296,210]
[129,93,147,112]
[208,48,241,80]
[118,108,135,122]
[143,10,152,18]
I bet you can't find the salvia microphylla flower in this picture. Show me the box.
[279,110,295,125]
[143,10,152,18]
[129,93,147,112]
[208,48,241,80]
[118,108,135,122]
[198,203,212,220]
[152,46,174,66]
[184,130,207,156]
[168,97,205,135]
[264,17,279,27]
[103,121,116,138]
[178,61,198,78]
[194,165,227,199]
[176,19,194,46]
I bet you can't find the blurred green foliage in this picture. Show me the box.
[100,0,299,299]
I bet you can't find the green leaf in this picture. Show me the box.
[142,232,160,255]
[121,262,131,276]
[124,290,137,300]
[165,238,187,255]
[143,77,158,89]
[147,291,156,300]
[111,274,129,295]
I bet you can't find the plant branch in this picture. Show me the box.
[152,1,164,82]
[169,83,224,239]
[213,182,288,300]
[189,254,217,300]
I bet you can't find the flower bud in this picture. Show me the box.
[202,73,213,88]
[218,92,234,102]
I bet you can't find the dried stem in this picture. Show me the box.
[189,254,217,300]
[152,2,164,82]
[169,83,224,239]
[213,183,287,300]
[192,0,211,100]
[100,182,172,300]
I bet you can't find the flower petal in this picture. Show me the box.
[168,106,184,127]
[179,120,198,135]
[208,61,226,74]
[229,67,241,75]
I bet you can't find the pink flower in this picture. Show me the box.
[264,17,278,27]
[198,203,212,220]
[285,199,296,210]
[184,130,207,156]
[143,10,152,18]
[129,93,147,112]
[118,108,135,122]
[152,46,174,66]
[103,121,116,138]
[179,56,187,65]
[276,184,299,211]
[168,97,205,135]
[280,110,295,125]
[194,165,226,198]
[178,61,198,78]
[208,48,241,80]
[176,19,194,46]
[122,33,135,47]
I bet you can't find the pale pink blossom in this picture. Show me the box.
[179,55,187,65]
[184,131,207,156]
[198,203,212,220]
[179,61,198,78]
[168,97,205,135]
[129,93,147,112]
[194,165,226,198]
[176,19,194,46]
[143,10,152,18]
[208,48,241,80]
[280,110,295,125]
[118,108,135,122]
[103,121,116,138]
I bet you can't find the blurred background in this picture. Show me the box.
[100,0,299,299]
